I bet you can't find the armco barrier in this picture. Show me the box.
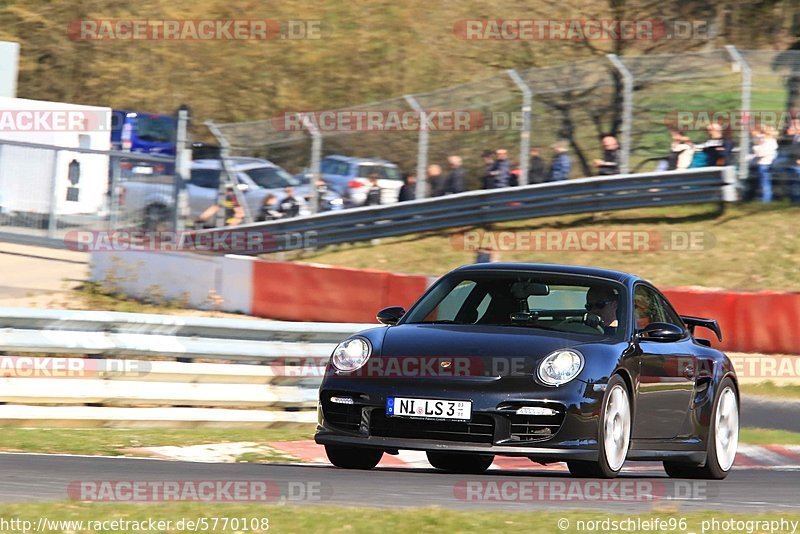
[90,250,799,354]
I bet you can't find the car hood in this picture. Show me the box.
[378,324,606,378]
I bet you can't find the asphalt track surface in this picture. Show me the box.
[742,396,800,433]
[0,453,797,512]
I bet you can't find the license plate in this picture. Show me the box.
[386,397,471,421]
[132,166,154,174]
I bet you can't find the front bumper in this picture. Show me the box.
[313,376,605,461]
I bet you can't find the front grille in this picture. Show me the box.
[321,395,363,432]
[370,411,495,444]
[508,412,565,441]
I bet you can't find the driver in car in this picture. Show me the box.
[585,287,619,335]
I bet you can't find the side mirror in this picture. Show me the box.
[377,306,405,325]
[638,322,685,343]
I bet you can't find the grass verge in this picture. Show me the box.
[741,383,800,400]
[739,427,800,446]
[294,202,800,292]
[0,426,315,456]
[0,504,797,534]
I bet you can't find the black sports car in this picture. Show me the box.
[314,263,739,479]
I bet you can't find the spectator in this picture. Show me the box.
[593,135,620,176]
[279,186,302,217]
[699,123,734,166]
[787,120,800,202]
[398,173,417,202]
[528,147,547,184]
[753,126,779,203]
[480,150,495,189]
[548,140,572,181]
[667,130,694,170]
[257,193,283,221]
[488,148,511,188]
[437,155,466,195]
[427,164,443,197]
[195,183,244,227]
[364,172,382,206]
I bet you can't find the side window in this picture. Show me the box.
[633,285,666,330]
[655,293,683,328]
[190,169,221,189]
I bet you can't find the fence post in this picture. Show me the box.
[173,104,191,231]
[725,45,752,183]
[506,69,532,186]
[205,120,252,226]
[301,114,321,214]
[108,156,121,230]
[607,54,633,175]
[404,94,429,199]
[47,149,60,238]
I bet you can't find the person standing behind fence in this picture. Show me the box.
[364,172,383,206]
[667,130,694,170]
[427,164,443,197]
[528,147,547,184]
[548,140,572,181]
[488,148,511,188]
[593,135,620,176]
[437,155,466,195]
[279,186,302,216]
[398,173,416,202]
[753,126,778,203]
[480,150,495,189]
[699,123,734,166]
[787,120,800,202]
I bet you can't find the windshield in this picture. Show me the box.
[244,166,300,189]
[135,115,175,143]
[357,164,401,180]
[402,271,627,339]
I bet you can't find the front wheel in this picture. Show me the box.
[568,374,631,478]
[324,445,383,470]
[427,452,494,474]
[664,378,738,480]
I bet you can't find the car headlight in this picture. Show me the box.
[331,337,372,372]
[537,349,584,386]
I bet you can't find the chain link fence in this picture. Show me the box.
[1,47,798,247]
[210,47,800,208]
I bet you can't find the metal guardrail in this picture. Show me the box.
[196,167,736,253]
[0,308,373,426]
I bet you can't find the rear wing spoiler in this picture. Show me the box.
[680,315,722,341]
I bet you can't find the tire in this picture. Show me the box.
[568,374,631,478]
[664,377,738,480]
[426,451,494,474]
[324,445,383,470]
[142,204,171,232]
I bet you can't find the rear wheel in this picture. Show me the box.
[426,452,494,474]
[324,445,383,470]
[664,378,738,480]
[142,203,171,232]
[568,374,631,478]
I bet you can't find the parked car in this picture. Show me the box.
[315,263,739,479]
[306,155,403,207]
[120,158,343,229]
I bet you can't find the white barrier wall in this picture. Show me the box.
[90,251,254,315]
